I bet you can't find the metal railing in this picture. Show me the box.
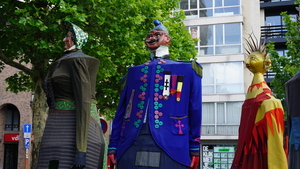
[261,25,287,39]
[5,124,19,131]
[264,71,276,79]
[261,0,293,2]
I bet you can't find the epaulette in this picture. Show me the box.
[177,60,203,77]
[192,61,203,77]
[176,60,192,63]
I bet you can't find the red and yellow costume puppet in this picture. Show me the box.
[231,35,287,169]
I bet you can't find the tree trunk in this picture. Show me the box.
[30,79,48,169]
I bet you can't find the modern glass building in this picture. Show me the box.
[180,0,296,168]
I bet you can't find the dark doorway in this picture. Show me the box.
[3,144,18,169]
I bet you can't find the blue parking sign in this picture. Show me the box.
[24,138,30,149]
[23,124,32,133]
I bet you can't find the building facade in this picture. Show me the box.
[0,65,32,169]
[180,0,296,168]
[261,0,297,85]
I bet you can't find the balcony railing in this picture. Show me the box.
[261,25,287,39]
[261,0,293,2]
[264,71,276,79]
[264,71,276,85]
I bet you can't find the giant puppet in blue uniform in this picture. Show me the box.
[107,20,202,169]
[286,71,300,169]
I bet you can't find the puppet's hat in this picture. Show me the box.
[62,21,88,49]
[151,20,169,34]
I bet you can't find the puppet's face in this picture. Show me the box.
[63,31,75,50]
[245,51,270,74]
[145,30,170,51]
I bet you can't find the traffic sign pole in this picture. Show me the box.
[23,124,31,169]
[25,149,28,169]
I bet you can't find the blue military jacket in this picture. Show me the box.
[108,58,202,167]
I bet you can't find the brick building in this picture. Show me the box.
[0,65,32,169]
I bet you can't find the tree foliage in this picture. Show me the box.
[0,0,196,119]
[0,0,196,168]
[267,1,300,108]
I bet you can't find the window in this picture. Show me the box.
[202,62,244,94]
[180,0,241,18]
[187,23,241,55]
[202,102,242,135]
[5,105,20,131]
[265,15,283,26]
[276,49,288,56]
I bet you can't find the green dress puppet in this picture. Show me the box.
[37,21,105,169]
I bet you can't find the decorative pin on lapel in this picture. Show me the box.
[176,75,184,102]
[163,71,171,100]
[170,75,177,96]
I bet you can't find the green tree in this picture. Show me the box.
[0,0,197,168]
[267,0,300,108]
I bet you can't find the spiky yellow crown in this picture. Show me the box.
[244,34,271,70]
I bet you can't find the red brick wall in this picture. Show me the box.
[0,65,32,169]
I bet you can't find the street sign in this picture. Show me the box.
[23,124,32,133]
[24,138,30,149]
[24,133,31,139]
[100,119,108,134]
[4,134,19,142]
